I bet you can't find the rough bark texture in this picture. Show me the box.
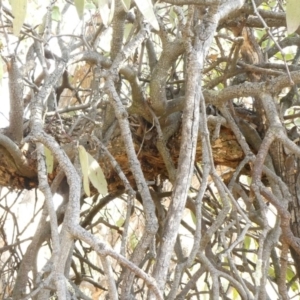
[0,122,243,192]
[3,1,300,299]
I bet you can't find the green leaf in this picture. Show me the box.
[232,288,239,300]
[190,211,196,225]
[246,175,252,186]
[134,0,159,31]
[78,145,90,196]
[130,233,138,250]
[85,1,96,10]
[98,0,115,27]
[109,0,115,26]
[169,7,176,28]
[74,0,85,20]
[98,0,109,26]
[124,23,133,42]
[78,146,108,196]
[286,0,300,34]
[120,0,131,12]
[274,52,283,60]
[44,147,54,174]
[268,266,275,278]
[285,265,299,291]
[244,236,251,250]
[52,6,61,22]
[285,52,294,61]
[116,217,125,227]
[294,118,300,126]
[86,151,108,195]
[11,0,27,36]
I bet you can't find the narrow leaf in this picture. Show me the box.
[134,0,159,31]
[169,7,176,28]
[116,217,125,227]
[190,211,196,225]
[85,1,96,10]
[244,236,251,250]
[44,147,54,174]
[11,0,27,36]
[130,234,138,250]
[78,145,90,196]
[108,0,115,26]
[74,0,85,20]
[98,0,110,27]
[120,0,131,12]
[286,0,300,34]
[52,6,61,22]
[124,23,133,42]
[87,152,108,195]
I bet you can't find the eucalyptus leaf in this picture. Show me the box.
[244,236,251,250]
[78,145,90,196]
[86,0,96,10]
[286,266,298,291]
[87,152,108,195]
[190,210,196,225]
[134,0,159,30]
[74,0,85,20]
[11,0,27,36]
[44,146,54,174]
[98,0,110,27]
[108,0,115,26]
[120,0,131,12]
[52,6,61,22]
[286,0,300,34]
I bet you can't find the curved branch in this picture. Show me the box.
[7,56,24,143]
[203,70,300,106]
[74,52,151,120]
[149,40,185,115]
[0,134,35,177]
